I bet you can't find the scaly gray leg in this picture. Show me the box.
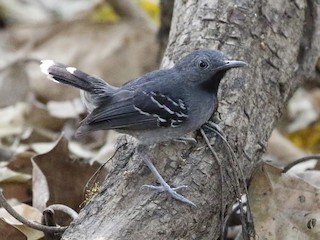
[137,145,196,207]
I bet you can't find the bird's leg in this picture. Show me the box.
[137,145,196,206]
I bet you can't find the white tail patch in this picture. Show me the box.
[46,74,60,83]
[40,60,55,75]
[66,67,77,74]
[40,60,60,83]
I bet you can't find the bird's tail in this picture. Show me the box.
[40,60,117,112]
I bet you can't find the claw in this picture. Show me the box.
[141,184,196,207]
[141,184,189,192]
[137,146,196,207]
[168,188,196,207]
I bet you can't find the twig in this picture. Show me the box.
[45,204,78,220]
[203,123,255,240]
[282,155,320,173]
[41,204,78,240]
[0,189,67,233]
[84,140,128,197]
[200,128,225,240]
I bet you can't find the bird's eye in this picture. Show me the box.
[198,60,209,69]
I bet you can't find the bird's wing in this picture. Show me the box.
[133,90,189,128]
[76,89,189,134]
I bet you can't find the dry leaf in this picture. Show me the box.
[7,151,35,175]
[30,142,59,155]
[0,203,44,240]
[249,163,320,240]
[0,63,30,107]
[0,181,32,204]
[266,129,307,165]
[26,101,66,132]
[31,158,49,212]
[0,102,29,138]
[0,167,31,183]
[287,122,320,153]
[287,88,318,132]
[46,98,85,119]
[32,134,107,224]
[0,147,14,162]
[23,20,157,102]
[0,219,26,240]
[0,166,32,202]
[68,141,97,159]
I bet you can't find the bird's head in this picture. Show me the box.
[174,49,247,92]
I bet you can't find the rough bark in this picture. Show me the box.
[157,0,175,63]
[62,0,320,239]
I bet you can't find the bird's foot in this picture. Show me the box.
[141,184,196,207]
[137,147,196,207]
[141,184,188,192]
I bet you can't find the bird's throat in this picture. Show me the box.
[200,70,227,93]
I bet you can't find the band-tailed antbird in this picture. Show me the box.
[40,49,247,206]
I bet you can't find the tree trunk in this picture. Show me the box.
[61,0,320,239]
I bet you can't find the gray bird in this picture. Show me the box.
[40,49,247,206]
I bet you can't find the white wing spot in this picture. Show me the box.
[176,112,188,117]
[166,96,179,107]
[150,96,175,114]
[178,99,187,110]
[171,120,180,127]
[134,105,151,116]
[158,117,166,122]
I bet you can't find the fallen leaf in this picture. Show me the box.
[46,98,85,119]
[249,163,320,240]
[287,88,318,132]
[0,219,26,240]
[30,142,59,155]
[0,166,32,202]
[68,141,97,159]
[0,62,30,107]
[0,203,44,240]
[24,20,157,102]
[266,129,307,166]
[26,101,66,132]
[0,147,14,162]
[0,102,29,138]
[287,122,320,153]
[0,181,32,204]
[32,134,107,225]
[0,167,31,182]
[7,151,36,175]
[31,158,49,212]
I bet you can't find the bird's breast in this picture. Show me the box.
[185,92,217,130]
